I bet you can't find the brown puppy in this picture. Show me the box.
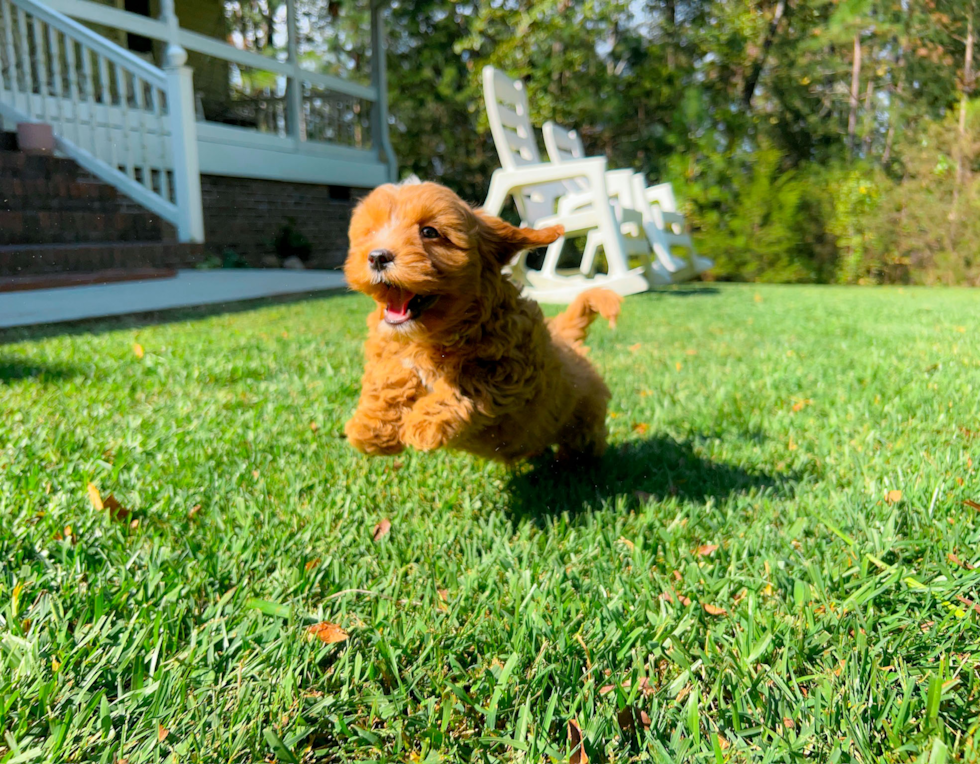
[343,180,622,463]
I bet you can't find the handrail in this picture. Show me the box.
[45,0,376,102]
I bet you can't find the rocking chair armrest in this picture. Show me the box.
[486,157,608,194]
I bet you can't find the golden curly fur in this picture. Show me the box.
[343,180,622,463]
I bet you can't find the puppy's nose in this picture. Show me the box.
[368,249,395,271]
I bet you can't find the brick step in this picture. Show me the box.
[0,210,164,245]
[0,241,204,277]
[0,151,84,181]
[0,184,128,212]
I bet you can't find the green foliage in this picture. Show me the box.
[274,217,314,262]
[3,287,980,760]
[680,146,830,283]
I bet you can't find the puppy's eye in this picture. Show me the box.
[420,226,440,239]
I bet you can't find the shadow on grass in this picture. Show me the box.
[0,289,347,346]
[505,434,790,522]
[0,357,80,383]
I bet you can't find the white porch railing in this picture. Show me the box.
[0,0,203,241]
[0,0,396,245]
[45,0,398,183]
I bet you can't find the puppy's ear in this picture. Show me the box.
[474,209,563,268]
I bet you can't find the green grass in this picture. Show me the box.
[2,283,980,763]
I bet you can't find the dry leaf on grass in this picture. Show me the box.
[695,544,719,557]
[675,362,683,371]
[753,293,763,303]
[964,499,980,511]
[437,589,449,602]
[792,398,812,412]
[87,483,103,510]
[133,343,144,359]
[305,558,321,572]
[628,343,642,353]
[885,490,903,503]
[948,553,975,570]
[717,734,730,750]
[685,348,698,356]
[102,494,131,523]
[157,724,169,743]
[567,719,588,764]
[306,621,349,644]
[309,421,319,432]
[782,717,795,729]
[188,504,202,520]
[600,676,653,697]
[617,707,652,734]
[372,518,391,542]
[956,595,980,616]
[632,422,649,435]
[703,603,728,616]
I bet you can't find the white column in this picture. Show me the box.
[285,0,304,141]
[161,0,204,242]
[370,2,397,182]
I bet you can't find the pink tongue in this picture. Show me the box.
[385,289,414,319]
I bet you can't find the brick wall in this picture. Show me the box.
[200,176,369,269]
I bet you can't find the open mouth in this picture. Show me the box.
[383,287,439,325]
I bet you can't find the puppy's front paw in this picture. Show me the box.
[345,414,404,456]
[400,412,454,452]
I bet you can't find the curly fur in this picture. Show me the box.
[343,180,623,463]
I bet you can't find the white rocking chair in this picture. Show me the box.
[481,66,669,303]
[543,121,713,278]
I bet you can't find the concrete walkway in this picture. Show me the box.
[0,269,347,329]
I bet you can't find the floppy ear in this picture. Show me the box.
[474,209,564,268]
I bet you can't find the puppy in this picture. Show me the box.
[343,180,622,463]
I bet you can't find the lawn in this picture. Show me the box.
[2,284,980,763]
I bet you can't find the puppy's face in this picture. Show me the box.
[345,181,561,336]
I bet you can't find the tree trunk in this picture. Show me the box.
[848,34,862,157]
[882,46,905,165]
[742,0,789,109]
[665,0,676,69]
[955,8,974,194]
[863,75,875,155]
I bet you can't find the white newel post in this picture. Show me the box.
[370,2,397,182]
[161,0,204,242]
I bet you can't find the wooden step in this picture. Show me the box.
[0,241,204,277]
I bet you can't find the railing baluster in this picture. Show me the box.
[151,85,170,203]
[0,2,7,96]
[0,1,14,103]
[16,8,32,117]
[131,75,151,192]
[30,12,47,124]
[80,46,98,159]
[64,35,81,147]
[96,54,117,172]
[113,63,133,181]
[46,25,64,138]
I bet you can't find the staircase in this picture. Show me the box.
[0,133,202,277]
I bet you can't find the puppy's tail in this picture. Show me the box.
[548,287,623,351]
